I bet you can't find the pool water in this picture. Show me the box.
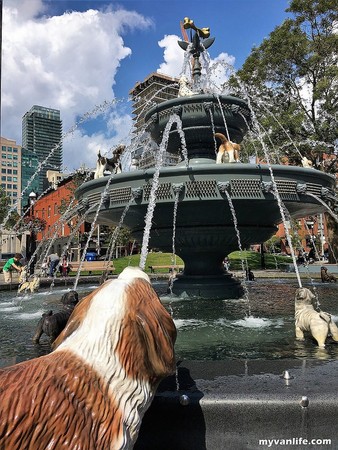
[0,279,337,368]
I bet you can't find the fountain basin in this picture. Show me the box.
[76,163,335,298]
[144,94,251,159]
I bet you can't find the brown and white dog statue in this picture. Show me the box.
[295,287,338,348]
[0,267,176,450]
[94,144,125,179]
[215,133,241,163]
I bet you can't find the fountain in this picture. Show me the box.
[1,18,338,450]
[75,19,336,300]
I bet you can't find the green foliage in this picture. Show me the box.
[230,0,338,171]
[0,188,20,230]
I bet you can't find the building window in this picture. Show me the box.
[13,170,18,175]
[7,184,12,189]
[7,147,12,152]
[1,169,6,174]
[13,184,17,189]
[48,205,51,217]
[1,176,6,181]
[13,177,17,182]
[13,162,18,167]
[54,203,58,214]
[7,154,12,160]
[7,169,12,174]
[7,177,12,181]
[42,208,45,218]
[13,148,18,153]
[2,154,6,159]
[13,155,18,160]
[1,146,6,151]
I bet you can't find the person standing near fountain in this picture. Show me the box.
[47,252,60,277]
[2,253,23,284]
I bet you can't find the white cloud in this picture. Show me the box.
[157,34,185,78]
[2,0,151,170]
[156,34,236,92]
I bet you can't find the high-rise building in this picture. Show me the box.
[21,147,39,210]
[0,137,23,256]
[129,72,179,168]
[0,137,21,209]
[22,105,63,193]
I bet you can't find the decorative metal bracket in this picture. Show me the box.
[261,181,275,194]
[203,102,214,113]
[217,181,231,194]
[173,105,183,116]
[172,183,184,194]
[131,187,143,200]
[101,192,110,205]
[296,184,307,194]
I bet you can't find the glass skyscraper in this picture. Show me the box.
[22,105,62,194]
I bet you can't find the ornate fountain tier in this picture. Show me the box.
[76,163,336,299]
[145,94,251,161]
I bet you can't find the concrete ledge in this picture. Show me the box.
[135,359,338,449]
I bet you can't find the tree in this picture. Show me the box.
[0,188,20,230]
[230,0,337,170]
[229,0,338,261]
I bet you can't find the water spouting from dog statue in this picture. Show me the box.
[75,22,336,300]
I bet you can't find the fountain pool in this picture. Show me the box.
[1,279,338,367]
[1,279,338,449]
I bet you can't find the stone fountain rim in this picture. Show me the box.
[76,163,335,196]
[144,93,250,121]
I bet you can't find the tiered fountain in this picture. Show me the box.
[75,18,336,299]
[1,18,338,450]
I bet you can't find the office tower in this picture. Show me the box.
[22,105,62,193]
[21,147,39,210]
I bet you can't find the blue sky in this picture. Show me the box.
[2,0,291,171]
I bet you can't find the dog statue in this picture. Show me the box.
[301,156,313,168]
[32,290,79,344]
[18,274,40,294]
[178,75,195,97]
[321,266,337,283]
[295,287,338,347]
[94,144,125,179]
[0,267,176,450]
[215,133,241,163]
[18,265,28,284]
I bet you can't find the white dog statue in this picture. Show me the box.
[178,75,195,97]
[295,287,338,348]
